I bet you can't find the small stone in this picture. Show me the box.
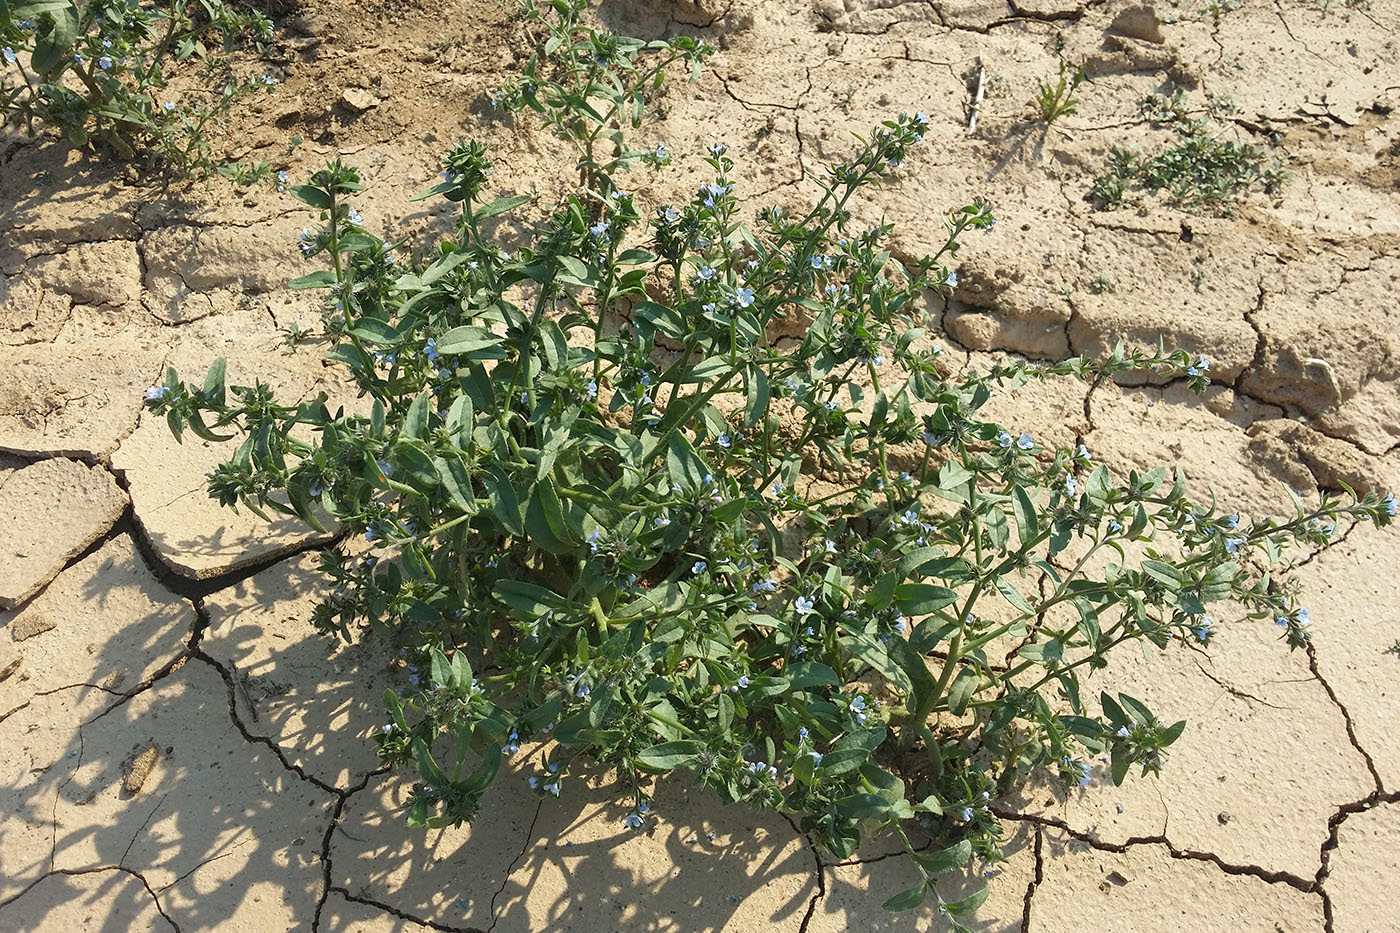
[122,741,160,795]
[340,88,379,114]
[11,612,57,641]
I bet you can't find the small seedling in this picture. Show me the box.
[1034,61,1086,124]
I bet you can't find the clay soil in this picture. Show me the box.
[2,0,1399,930]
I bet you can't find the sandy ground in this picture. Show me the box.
[2,0,1399,929]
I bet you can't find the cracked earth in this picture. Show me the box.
[2,0,1399,929]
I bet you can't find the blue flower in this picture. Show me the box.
[733,287,755,308]
[716,434,731,448]
[1224,514,1240,530]
[654,142,669,160]
[697,265,716,281]
[1296,608,1311,626]
[794,595,814,614]
[347,208,363,225]
[1383,492,1397,517]
[708,143,727,157]
[143,385,170,403]
[810,751,823,767]
[997,431,1013,448]
[692,560,707,575]
[1064,475,1078,497]
[275,169,288,191]
[586,380,597,400]
[589,220,610,238]
[944,271,958,288]
[961,806,974,822]
[98,56,113,70]
[737,676,750,688]
[1016,433,1034,450]
[3,48,17,65]
[575,682,591,698]
[1225,537,1245,554]
[623,812,644,829]
[658,206,678,225]
[163,100,177,112]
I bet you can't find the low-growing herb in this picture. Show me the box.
[146,1,1394,922]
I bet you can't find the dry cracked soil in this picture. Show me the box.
[2,0,1399,930]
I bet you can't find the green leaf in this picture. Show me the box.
[786,661,840,691]
[835,793,889,820]
[1141,559,1184,590]
[201,358,227,407]
[289,184,333,209]
[403,391,430,440]
[288,269,338,289]
[881,882,927,912]
[946,666,979,716]
[1012,485,1039,545]
[913,839,971,875]
[994,576,1036,614]
[475,194,532,220]
[895,583,959,616]
[482,465,524,536]
[556,255,589,279]
[411,737,445,786]
[433,455,477,513]
[349,319,401,345]
[942,886,989,917]
[30,2,77,76]
[1110,741,1131,785]
[437,325,505,358]
[743,365,769,427]
[430,647,452,688]
[635,740,703,773]
[493,579,565,618]
[1161,719,1187,746]
[819,727,886,776]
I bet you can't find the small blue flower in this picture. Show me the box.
[770,481,784,497]
[2,48,15,65]
[347,208,363,225]
[143,385,170,403]
[575,683,591,698]
[733,287,754,308]
[997,431,1013,448]
[752,578,776,594]
[794,595,814,614]
[586,380,598,400]
[961,806,974,822]
[1225,537,1245,554]
[737,676,750,688]
[654,142,669,160]
[697,265,715,281]
[163,100,177,112]
[97,55,113,70]
[944,271,958,288]
[1383,492,1397,517]
[72,52,83,63]
[623,812,644,829]
[716,434,731,449]
[1224,514,1240,530]
[692,560,707,575]
[1296,608,1311,626]
[1016,433,1034,450]
[1064,475,1078,497]
[275,169,288,191]
[658,206,678,225]
[589,220,610,238]
[708,142,727,157]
